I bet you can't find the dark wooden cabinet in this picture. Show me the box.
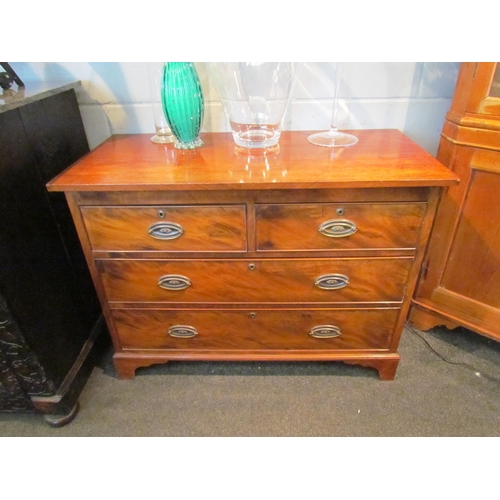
[410,62,500,343]
[0,82,105,425]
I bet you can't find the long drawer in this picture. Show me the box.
[255,202,426,251]
[99,257,413,303]
[112,308,399,351]
[81,205,247,252]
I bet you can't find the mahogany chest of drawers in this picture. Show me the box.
[47,130,458,380]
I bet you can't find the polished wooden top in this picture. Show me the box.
[47,130,459,192]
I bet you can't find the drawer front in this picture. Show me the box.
[255,203,426,251]
[81,205,247,251]
[112,308,399,350]
[99,257,413,303]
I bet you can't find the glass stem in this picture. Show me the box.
[330,62,342,136]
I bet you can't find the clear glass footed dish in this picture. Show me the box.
[207,62,303,149]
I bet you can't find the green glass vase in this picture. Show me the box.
[161,62,204,149]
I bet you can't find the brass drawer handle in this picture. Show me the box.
[314,273,350,290]
[158,274,191,291]
[148,221,184,240]
[168,325,198,338]
[310,325,342,339]
[318,219,357,238]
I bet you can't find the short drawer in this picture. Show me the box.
[81,205,247,252]
[112,308,399,351]
[99,257,413,304]
[255,202,426,251]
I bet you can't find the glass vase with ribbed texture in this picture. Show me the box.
[161,62,204,149]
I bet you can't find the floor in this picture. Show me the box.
[1,324,499,437]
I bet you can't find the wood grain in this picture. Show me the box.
[113,352,401,380]
[82,205,247,252]
[76,187,431,206]
[47,130,458,192]
[112,307,400,351]
[99,257,413,304]
[440,169,500,307]
[256,202,425,251]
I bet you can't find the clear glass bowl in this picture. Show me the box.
[208,62,303,149]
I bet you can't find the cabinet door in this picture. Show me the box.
[439,168,500,302]
[413,147,500,338]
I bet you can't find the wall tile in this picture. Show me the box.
[104,103,154,134]
[78,104,112,150]
[401,98,452,155]
[287,98,353,131]
[9,61,459,155]
[296,62,422,99]
[203,101,230,133]
[418,62,460,98]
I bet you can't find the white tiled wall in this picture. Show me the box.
[11,62,460,155]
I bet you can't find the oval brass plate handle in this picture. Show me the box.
[148,221,184,240]
[318,219,357,238]
[310,325,342,339]
[314,273,350,290]
[158,274,192,291]
[168,325,198,338]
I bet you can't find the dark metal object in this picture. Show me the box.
[0,62,24,90]
[43,401,80,427]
